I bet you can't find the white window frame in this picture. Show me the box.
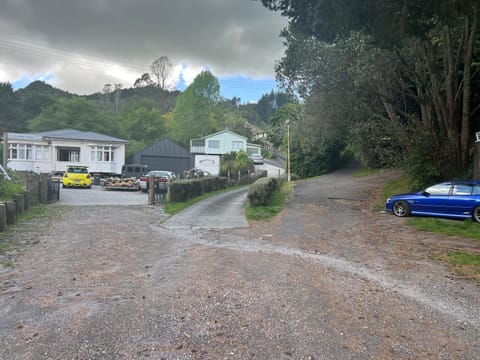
[90,146,115,162]
[34,145,50,161]
[8,143,34,160]
[232,141,244,151]
[208,140,220,149]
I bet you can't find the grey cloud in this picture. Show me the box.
[0,0,287,93]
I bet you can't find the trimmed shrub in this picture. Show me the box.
[247,177,277,207]
[168,177,228,202]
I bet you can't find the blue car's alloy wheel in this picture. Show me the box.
[393,200,410,217]
[473,207,480,223]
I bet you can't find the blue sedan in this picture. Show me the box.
[385,180,480,223]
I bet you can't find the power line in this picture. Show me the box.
[0,37,280,92]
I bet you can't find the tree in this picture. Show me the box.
[102,84,112,112]
[150,56,173,91]
[256,91,297,123]
[268,102,303,148]
[113,84,123,113]
[120,99,167,145]
[28,97,124,138]
[261,0,480,180]
[0,82,23,133]
[170,71,222,146]
[134,73,154,88]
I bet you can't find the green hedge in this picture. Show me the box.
[168,177,228,202]
[247,177,278,207]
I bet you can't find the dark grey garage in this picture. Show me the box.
[126,138,193,176]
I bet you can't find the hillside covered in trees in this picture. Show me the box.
[0,75,297,159]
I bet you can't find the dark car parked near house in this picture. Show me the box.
[121,164,149,179]
[138,170,173,192]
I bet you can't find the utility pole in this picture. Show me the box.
[286,120,291,182]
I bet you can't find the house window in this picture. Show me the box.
[90,146,114,162]
[8,143,33,160]
[232,141,243,151]
[208,140,220,149]
[58,148,80,162]
[35,145,50,161]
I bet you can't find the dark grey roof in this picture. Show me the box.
[138,138,189,158]
[32,129,129,143]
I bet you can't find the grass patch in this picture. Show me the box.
[2,260,13,267]
[381,177,411,202]
[17,204,49,222]
[245,181,293,221]
[0,242,11,254]
[444,252,480,278]
[0,204,51,254]
[164,185,247,216]
[353,167,379,177]
[0,180,25,202]
[409,218,480,241]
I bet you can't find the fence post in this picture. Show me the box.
[0,203,7,232]
[24,190,31,211]
[148,175,155,205]
[13,194,25,215]
[6,201,16,225]
[39,173,49,204]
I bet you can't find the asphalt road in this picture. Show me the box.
[162,187,249,230]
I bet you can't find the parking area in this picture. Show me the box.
[55,185,149,206]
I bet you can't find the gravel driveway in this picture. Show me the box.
[0,168,479,359]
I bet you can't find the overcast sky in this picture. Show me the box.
[0,0,287,103]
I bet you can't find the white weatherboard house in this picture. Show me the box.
[190,129,261,155]
[4,129,129,175]
[189,129,261,176]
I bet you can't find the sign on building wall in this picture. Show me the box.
[7,133,43,141]
[195,155,220,176]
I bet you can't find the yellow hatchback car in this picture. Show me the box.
[62,165,92,189]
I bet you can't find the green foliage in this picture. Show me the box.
[411,218,480,241]
[247,177,278,207]
[262,0,480,184]
[269,103,303,148]
[245,180,291,220]
[381,177,411,202]
[170,71,221,146]
[349,118,405,169]
[0,82,23,133]
[447,252,480,265]
[220,152,254,177]
[0,177,24,201]
[235,151,253,174]
[290,131,346,178]
[28,97,126,139]
[403,130,446,190]
[121,99,166,144]
[256,90,297,123]
[168,177,228,203]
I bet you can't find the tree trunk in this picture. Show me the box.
[460,11,477,169]
[442,26,461,164]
